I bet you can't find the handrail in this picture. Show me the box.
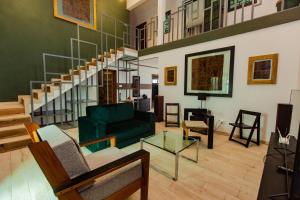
[135,0,300,50]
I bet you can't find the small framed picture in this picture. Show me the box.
[248,54,278,84]
[164,66,177,85]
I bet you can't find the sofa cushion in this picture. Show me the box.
[87,103,134,124]
[108,119,151,142]
[81,147,141,200]
[37,125,90,179]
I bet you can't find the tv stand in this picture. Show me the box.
[257,132,296,200]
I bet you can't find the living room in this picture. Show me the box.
[0,0,300,199]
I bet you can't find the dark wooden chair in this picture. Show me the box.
[28,125,150,200]
[229,110,261,148]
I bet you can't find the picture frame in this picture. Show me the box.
[184,46,235,97]
[164,66,177,86]
[247,54,278,85]
[53,0,97,30]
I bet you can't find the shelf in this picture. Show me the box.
[66,99,97,104]
[166,113,178,116]
[118,55,138,61]
[33,110,73,118]
[119,68,138,72]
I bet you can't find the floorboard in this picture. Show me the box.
[0,122,267,200]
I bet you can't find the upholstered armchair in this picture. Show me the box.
[28,125,150,200]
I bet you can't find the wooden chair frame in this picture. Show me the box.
[29,133,150,200]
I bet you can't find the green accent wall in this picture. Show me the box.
[0,0,129,101]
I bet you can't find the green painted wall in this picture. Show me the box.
[0,0,129,101]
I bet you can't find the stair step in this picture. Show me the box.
[0,135,32,153]
[61,74,73,81]
[0,102,25,116]
[41,84,59,93]
[0,114,32,128]
[0,124,27,139]
[32,89,53,100]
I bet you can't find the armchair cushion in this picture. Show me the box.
[81,147,142,200]
[37,125,90,179]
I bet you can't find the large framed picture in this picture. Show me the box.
[184,46,235,97]
[53,0,97,30]
[247,54,278,85]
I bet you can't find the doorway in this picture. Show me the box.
[136,22,147,50]
[98,69,117,105]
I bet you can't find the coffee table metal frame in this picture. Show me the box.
[140,132,199,181]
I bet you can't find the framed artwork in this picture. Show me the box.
[184,46,235,97]
[247,54,278,84]
[132,76,140,97]
[164,66,177,85]
[53,0,97,30]
[228,0,258,12]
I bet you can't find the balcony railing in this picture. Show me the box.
[135,0,300,50]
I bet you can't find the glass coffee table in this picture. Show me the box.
[140,131,199,181]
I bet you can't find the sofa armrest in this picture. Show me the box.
[78,117,107,142]
[79,134,116,147]
[134,111,155,123]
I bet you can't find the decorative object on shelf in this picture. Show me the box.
[132,76,140,97]
[53,0,97,30]
[134,98,151,112]
[247,53,278,85]
[198,93,207,109]
[184,46,235,97]
[229,110,261,148]
[164,66,177,85]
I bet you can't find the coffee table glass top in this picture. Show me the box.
[142,131,197,154]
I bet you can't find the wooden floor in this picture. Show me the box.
[0,123,267,200]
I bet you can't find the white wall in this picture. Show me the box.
[130,0,158,48]
[127,0,147,11]
[140,20,300,141]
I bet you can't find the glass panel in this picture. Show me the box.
[143,132,196,153]
[204,9,211,32]
[212,0,220,30]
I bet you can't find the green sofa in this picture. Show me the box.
[79,103,155,152]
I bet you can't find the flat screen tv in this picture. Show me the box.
[290,124,300,199]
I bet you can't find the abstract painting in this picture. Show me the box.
[164,66,177,85]
[53,0,97,30]
[185,46,235,97]
[248,54,278,84]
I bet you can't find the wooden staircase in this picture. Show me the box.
[0,102,32,153]
[17,47,138,115]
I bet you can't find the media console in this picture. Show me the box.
[258,132,297,200]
